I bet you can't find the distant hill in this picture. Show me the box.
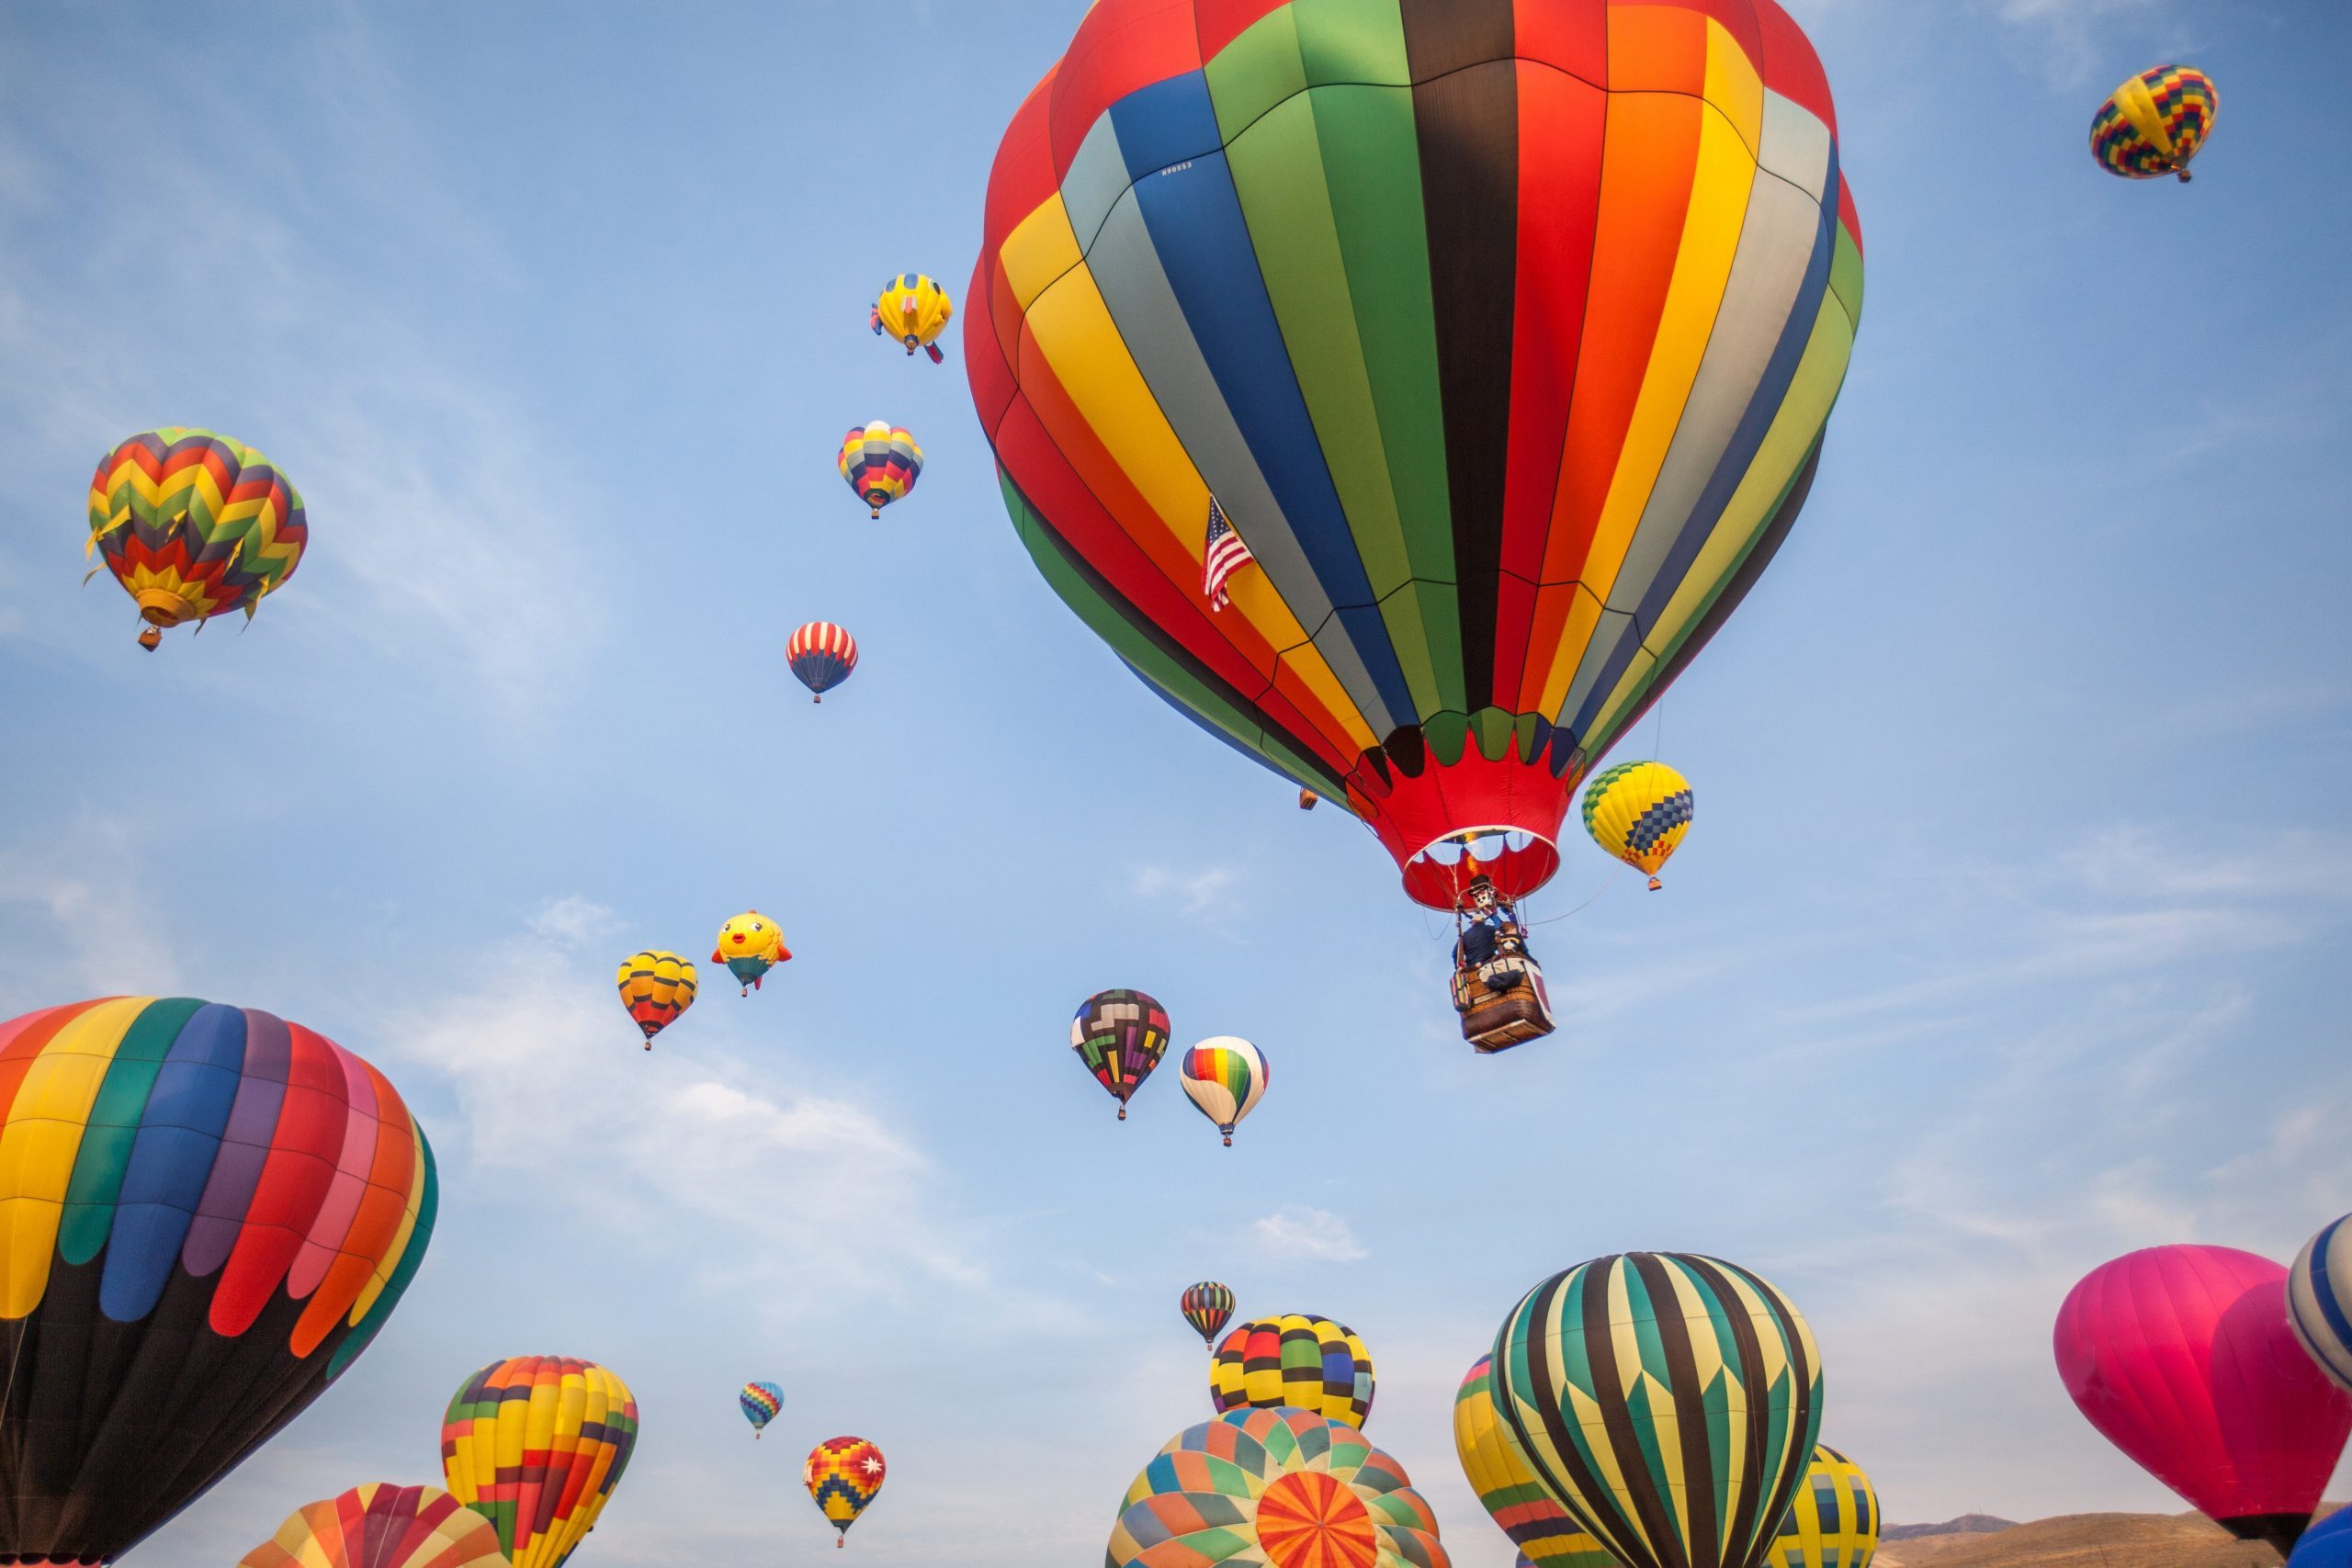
[1873,1509,2339,1568]
[1886,1516,2020,1542]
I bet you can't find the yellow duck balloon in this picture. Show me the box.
[1581,761,1692,890]
[712,911,791,995]
[872,274,953,364]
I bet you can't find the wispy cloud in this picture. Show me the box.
[1136,863,1242,920]
[1252,1205,1368,1264]
[0,816,187,1000]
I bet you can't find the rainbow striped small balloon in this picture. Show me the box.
[741,1380,785,1438]
[1180,1036,1267,1146]
[838,422,922,518]
[1179,1280,1234,1348]
[786,621,860,703]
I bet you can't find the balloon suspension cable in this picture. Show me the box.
[1527,862,1624,927]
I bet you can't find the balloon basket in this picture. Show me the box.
[1116,1106,1126,1121]
[1221,1134,1233,1147]
[1647,875,1663,891]
[137,626,162,650]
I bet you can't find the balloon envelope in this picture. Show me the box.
[1181,1280,1236,1347]
[1180,1036,1267,1145]
[0,998,438,1564]
[967,0,1862,909]
[1071,988,1171,1117]
[1453,1354,1617,1567]
[805,1436,887,1541]
[1581,761,1693,886]
[238,1483,509,1568]
[741,1380,784,1436]
[87,427,308,646]
[2091,65,2217,180]
[616,951,696,1046]
[1763,1446,1879,1568]
[838,423,922,516]
[2055,1245,2352,1552]
[2290,1508,2352,1567]
[875,274,954,361]
[1493,1252,1822,1568]
[1105,1407,1445,1568]
[2290,1214,2352,1394]
[712,911,790,992]
[786,622,859,701]
[1211,1314,1374,1429]
[441,1357,639,1568]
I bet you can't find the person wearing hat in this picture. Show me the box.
[1454,875,1525,976]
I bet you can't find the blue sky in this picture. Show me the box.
[3,0,2349,1562]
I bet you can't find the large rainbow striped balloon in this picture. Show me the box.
[441,1356,640,1568]
[0,998,439,1565]
[239,1483,509,1568]
[969,0,1862,910]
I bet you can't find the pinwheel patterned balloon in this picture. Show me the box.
[441,1357,639,1568]
[87,427,307,649]
[1181,1035,1267,1146]
[1071,987,1171,1119]
[1453,1355,1617,1567]
[0,998,439,1566]
[805,1437,887,1547]
[1581,761,1693,889]
[238,1483,509,1568]
[1182,1280,1237,1348]
[1212,1314,1375,1429]
[1106,1407,1448,1568]
[786,621,860,703]
[2091,65,2218,182]
[2290,1213,2352,1394]
[1763,1447,1879,1568]
[616,950,696,1049]
[741,1380,784,1438]
[873,273,954,363]
[1492,1252,1822,1568]
[838,422,922,518]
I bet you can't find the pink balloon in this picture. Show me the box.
[2055,1245,2352,1554]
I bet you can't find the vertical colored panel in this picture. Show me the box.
[101,999,249,1320]
[185,1006,290,1274]
[0,996,145,1318]
[210,1021,350,1336]
[58,996,207,1265]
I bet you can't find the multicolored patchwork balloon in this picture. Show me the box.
[838,422,922,518]
[441,1356,639,1568]
[712,910,791,994]
[1453,1355,1617,1567]
[86,427,307,649]
[805,1436,887,1547]
[0,998,438,1566]
[1181,1035,1266,1146]
[1211,1314,1374,1430]
[967,0,1863,911]
[616,949,696,1049]
[873,274,954,363]
[2290,1213,2352,1394]
[2092,64,2218,182]
[1581,761,1693,890]
[1764,1447,1879,1568]
[1181,1280,1236,1348]
[1105,1407,1447,1568]
[238,1483,508,1568]
[741,1380,785,1438]
[1492,1252,1823,1568]
[786,621,860,703]
[1071,987,1171,1120]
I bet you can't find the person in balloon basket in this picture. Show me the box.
[1454,876,1532,983]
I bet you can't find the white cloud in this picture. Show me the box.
[528,894,620,946]
[1252,1205,1368,1264]
[0,816,187,1001]
[1136,863,1240,919]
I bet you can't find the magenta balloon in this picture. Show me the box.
[2054,1245,2352,1553]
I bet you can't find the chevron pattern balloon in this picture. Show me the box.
[238,1483,509,1568]
[441,1357,639,1568]
[1212,1314,1374,1429]
[1492,1252,1822,1568]
[87,427,307,649]
[1453,1355,1617,1567]
[1107,1407,1448,1568]
[741,1380,784,1438]
[805,1436,887,1544]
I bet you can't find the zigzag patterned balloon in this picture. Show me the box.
[87,427,307,649]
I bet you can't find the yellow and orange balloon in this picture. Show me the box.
[440,1356,639,1568]
[240,1484,507,1568]
[872,274,953,363]
[616,950,696,1048]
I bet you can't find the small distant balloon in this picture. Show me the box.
[1582,761,1692,890]
[838,423,922,519]
[741,1381,785,1438]
[87,428,307,649]
[617,949,696,1049]
[787,621,859,704]
[872,274,954,363]
[1210,1314,1374,1429]
[805,1437,886,1547]
[2092,65,2217,181]
[1179,1281,1234,1348]
[1180,1036,1266,1146]
[1070,987,1170,1120]
[713,911,791,994]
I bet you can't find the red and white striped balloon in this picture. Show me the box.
[786,621,859,703]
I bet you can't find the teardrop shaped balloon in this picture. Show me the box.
[1180,1035,1266,1146]
[873,273,954,363]
[238,1483,508,1568]
[1493,1252,1822,1568]
[1180,1280,1234,1348]
[1763,1446,1879,1568]
[741,1379,785,1438]
[1209,1313,1374,1429]
[0,998,438,1565]
[1581,761,1692,889]
[2091,65,2218,182]
[787,621,860,703]
[805,1436,887,1546]
[967,0,1862,910]
[1070,987,1171,1120]
[2055,1245,2352,1554]
[2290,1213,2352,1394]
[1453,1354,1617,1566]
[441,1356,639,1568]
[87,428,308,649]
[616,949,696,1048]
[838,422,922,519]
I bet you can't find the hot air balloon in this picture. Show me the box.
[838,423,922,519]
[1454,1354,1619,1567]
[1582,761,1692,889]
[1493,1252,1822,1568]
[238,1483,510,1568]
[712,911,791,994]
[1181,1280,1235,1348]
[967,0,1863,913]
[805,1437,886,1548]
[2055,1246,2352,1555]
[616,950,696,1049]
[2290,1214,2352,1394]
[2092,65,2218,182]
[1106,1407,1447,1568]
[786,622,860,703]
[1070,987,1171,1120]
[741,1380,785,1438]
[2290,1508,2352,1567]
[441,1357,639,1568]
[1764,1447,1879,1568]
[1181,1035,1266,1146]
[0,998,438,1565]
[1210,1314,1374,1429]
[873,274,955,363]
[87,428,308,649]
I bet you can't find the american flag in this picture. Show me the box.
[1202,495,1254,611]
